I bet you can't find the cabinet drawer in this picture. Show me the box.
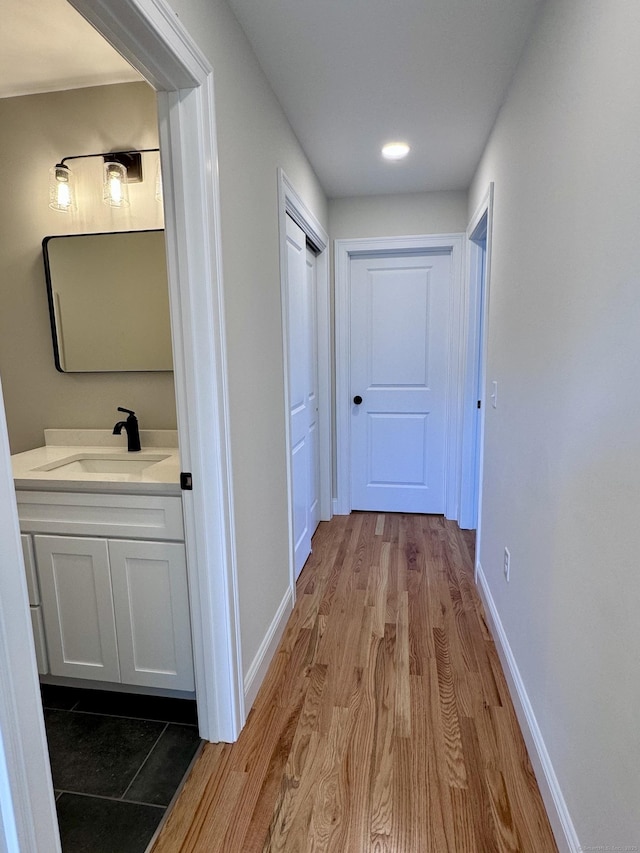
[16,492,184,541]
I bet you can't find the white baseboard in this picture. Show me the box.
[475,562,580,853]
[332,498,339,515]
[243,585,293,711]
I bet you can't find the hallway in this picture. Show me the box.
[152,513,557,852]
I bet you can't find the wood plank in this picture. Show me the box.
[150,515,557,853]
[368,624,396,843]
[394,590,411,738]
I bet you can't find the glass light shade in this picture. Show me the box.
[49,164,76,212]
[103,160,130,208]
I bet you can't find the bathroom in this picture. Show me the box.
[0,77,201,850]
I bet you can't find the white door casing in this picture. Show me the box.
[462,184,495,561]
[335,234,466,519]
[0,375,59,852]
[349,252,452,513]
[69,0,243,743]
[0,1,243,848]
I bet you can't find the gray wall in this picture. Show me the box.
[329,191,468,239]
[469,0,640,844]
[164,0,328,677]
[0,82,175,454]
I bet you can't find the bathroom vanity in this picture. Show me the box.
[12,430,194,694]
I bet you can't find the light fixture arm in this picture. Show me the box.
[57,148,160,183]
[57,148,159,167]
[49,148,161,213]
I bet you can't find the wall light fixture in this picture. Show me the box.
[49,149,161,213]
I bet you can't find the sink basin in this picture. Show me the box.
[34,453,170,475]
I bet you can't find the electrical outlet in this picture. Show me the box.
[504,547,511,582]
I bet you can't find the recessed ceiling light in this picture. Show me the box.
[381,141,410,161]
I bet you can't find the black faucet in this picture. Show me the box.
[113,407,141,452]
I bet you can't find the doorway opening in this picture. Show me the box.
[0,1,243,848]
[461,183,494,562]
[334,233,466,521]
[1,73,202,849]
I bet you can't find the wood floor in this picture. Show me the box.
[151,513,558,852]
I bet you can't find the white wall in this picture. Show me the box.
[469,0,640,845]
[0,82,175,454]
[329,190,467,239]
[164,0,328,677]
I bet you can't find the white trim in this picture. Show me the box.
[69,0,244,744]
[0,2,244,848]
[278,169,331,601]
[0,378,60,851]
[460,183,494,532]
[243,586,294,710]
[334,234,466,519]
[476,563,580,853]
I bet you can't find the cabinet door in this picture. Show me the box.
[21,534,40,605]
[109,540,194,691]
[34,536,120,682]
[30,606,49,675]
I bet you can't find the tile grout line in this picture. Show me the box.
[56,789,166,810]
[121,722,169,802]
[141,740,206,853]
[43,705,197,726]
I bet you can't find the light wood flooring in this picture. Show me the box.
[151,513,558,852]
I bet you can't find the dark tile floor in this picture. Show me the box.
[41,685,202,853]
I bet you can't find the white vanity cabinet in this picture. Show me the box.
[17,491,194,693]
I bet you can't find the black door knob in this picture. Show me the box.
[353,395,363,405]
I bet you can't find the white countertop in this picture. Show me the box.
[12,430,181,496]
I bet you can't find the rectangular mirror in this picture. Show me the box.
[43,230,173,372]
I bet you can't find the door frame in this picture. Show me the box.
[335,233,465,519]
[278,169,331,599]
[461,184,495,561]
[0,0,244,847]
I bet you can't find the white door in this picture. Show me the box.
[285,215,319,578]
[306,246,321,536]
[350,251,451,512]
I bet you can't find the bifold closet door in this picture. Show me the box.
[285,214,320,578]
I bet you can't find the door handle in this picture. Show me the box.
[353,395,363,405]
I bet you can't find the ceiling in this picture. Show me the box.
[2,0,543,198]
[0,0,141,100]
[227,0,544,197]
